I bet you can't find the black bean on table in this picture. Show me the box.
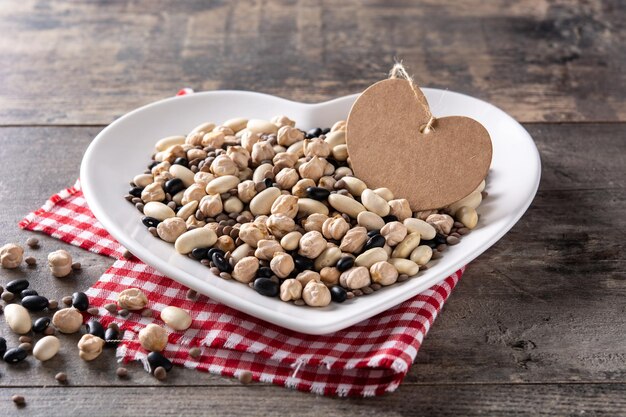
[362,234,386,252]
[72,292,90,311]
[173,157,189,167]
[306,186,331,201]
[129,186,143,198]
[21,295,49,312]
[147,351,173,373]
[164,178,184,195]
[85,319,105,339]
[321,127,331,134]
[212,252,232,273]
[141,216,160,228]
[294,255,314,272]
[0,337,6,357]
[4,347,27,364]
[20,289,38,298]
[330,286,347,303]
[105,327,120,347]
[33,317,51,333]
[336,256,355,272]
[6,279,29,294]
[253,278,279,297]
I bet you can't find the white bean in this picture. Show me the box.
[355,247,388,268]
[170,164,195,187]
[391,232,421,258]
[297,198,330,216]
[143,202,175,221]
[388,258,420,276]
[361,189,390,217]
[174,228,217,254]
[33,336,60,361]
[155,135,185,152]
[403,218,436,240]
[247,119,278,135]
[133,174,154,188]
[448,190,482,215]
[249,187,281,216]
[176,200,198,220]
[410,245,433,266]
[341,177,367,196]
[357,211,385,231]
[373,187,394,201]
[206,175,240,195]
[328,194,366,218]
[160,306,193,331]
[4,304,32,334]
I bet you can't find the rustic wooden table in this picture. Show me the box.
[0,1,624,415]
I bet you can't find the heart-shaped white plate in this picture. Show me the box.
[80,89,540,335]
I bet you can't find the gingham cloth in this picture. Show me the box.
[19,181,463,396]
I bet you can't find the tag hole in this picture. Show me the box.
[419,124,432,134]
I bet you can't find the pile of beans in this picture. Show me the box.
[125,116,485,307]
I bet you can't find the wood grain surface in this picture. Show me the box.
[0,0,624,124]
[0,0,625,415]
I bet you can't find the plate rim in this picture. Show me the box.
[80,88,541,334]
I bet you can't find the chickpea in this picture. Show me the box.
[279,279,302,301]
[270,252,295,279]
[232,256,260,283]
[298,231,327,259]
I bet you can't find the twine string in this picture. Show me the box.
[389,62,436,134]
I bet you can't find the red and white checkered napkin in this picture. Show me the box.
[19,181,463,397]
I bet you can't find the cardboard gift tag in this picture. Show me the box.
[346,77,492,211]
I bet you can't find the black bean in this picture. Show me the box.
[336,256,354,272]
[263,178,273,188]
[212,252,232,273]
[148,161,159,169]
[72,292,90,311]
[330,286,347,303]
[105,327,120,347]
[164,178,184,195]
[141,216,160,228]
[362,234,386,252]
[307,127,322,138]
[20,289,38,298]
[21,295,49,312]
[253,278,279,297]
[0,337,6,357]
[129,187,143,197]
[85,319,105,339]
[190,247,209,260]
[434,233,448,245]
[306,186,331,201]
[321,127,331,134]
[6,279,29,294]
[32,317,51,333]
[421,238,437,249]
[294,255,314,271]
[147,351,173,373]
[257,267,273,278]
[173,157,189,167]
[382,215,398,223]
[367,229,380,237]
[207,248,225,259]
[3,347,27,364]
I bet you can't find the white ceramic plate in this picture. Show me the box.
[80,89,540,335]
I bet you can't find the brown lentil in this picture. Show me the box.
[71,261,82,270]
[26,237,40,248]
[104,303,118,314]
[238,370,253,384]
[19,336,32,343]
[12,395,25,406]
[141,308,153,318]
[154,366,167,380]
[189,347,201,358]
[25,256,37,266]
[116,367,129,378]
[55,372,68,383]
[62,295,72,306]
[87,307,100,315]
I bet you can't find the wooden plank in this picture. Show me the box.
[0,0,624,124]
[0,124,624,390]
[2,384,626,416]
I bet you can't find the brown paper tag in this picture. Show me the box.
[346,78,492,211]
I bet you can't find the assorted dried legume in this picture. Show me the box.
[124,116,487,307]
